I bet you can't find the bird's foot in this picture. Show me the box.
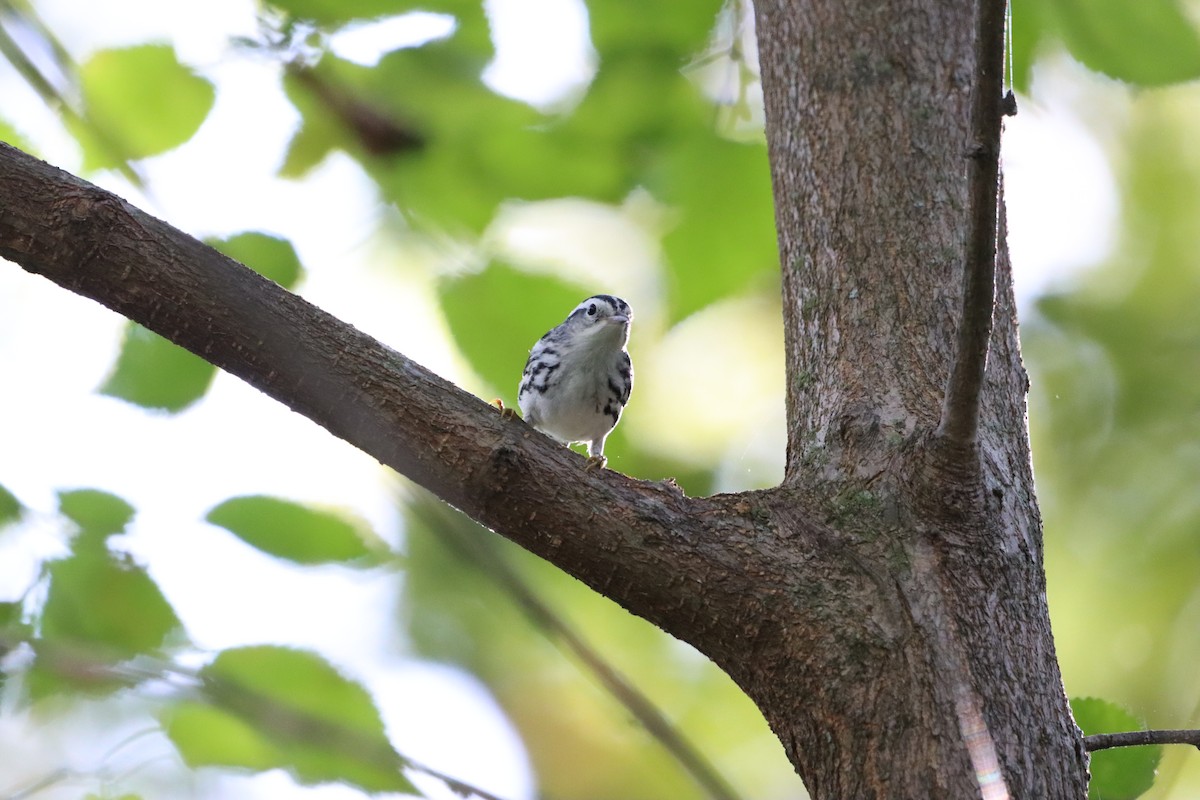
[493,398,517,419]
[584,454,608,471]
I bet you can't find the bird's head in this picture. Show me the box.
[564,295,633,348]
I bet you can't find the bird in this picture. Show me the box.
[517,295,634,468]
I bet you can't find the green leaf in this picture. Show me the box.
[1048,0,1200,86]
[0,118,36,156]
[41,549,182,662]
[279,64,352,180]
[1071,697,1161,799]
[76,44,215,169]
[1009,0,1046,94]
[58,488,135,539]
[268,0,492,57]
[206,232,304,289]
[366,45,543,231]
[588,0,724,61]
[164,701,285,771]
[99,324,217,412]
[267,0,413,23]
[205,496,387,566]
[0,483,22,527]
[0,601,22,630]
[439,264,589,396]
[565,51,714,167]
[200,646,415,793]
[284,47,618,233]
[0,600,27,693]
[649,133,778,321]
[279,116,339,178]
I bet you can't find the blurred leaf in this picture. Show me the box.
[403,500,685,799]
[588,0,723,61]
[1031,103,1200,455]
[366,44,543,231]
[206,495,387,566]
[402,494,780,799]
[75,44,215,169]
[650,133,777,321]
[164,701,285,771]
[0,118,36,155]
[99,324,216,412]
[0,601,21,630]
[0,600,26,692]
[1071,697,1161,799]
[206,232,305,289]
[411,0,494,56]
[200,646,415,793]
[1047,0,1200,86]
[285,46,629,233]
[565,52,714,171]
[40,548,182,663]
[266,0,491,54]
[1009,0,1045,94]
[287,64,428,158]
[439,264,588,397]
[279,115,338,178]
[266,0,418,23]
[280,63,356,178]
[58,488,134,540]
[279,21,749,239]
[1030,92,1200,751]
[0,483,22,527]
[470,122,626,203]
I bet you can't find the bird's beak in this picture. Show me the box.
[610,314,630,324]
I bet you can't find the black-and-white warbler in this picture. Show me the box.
[518,295,634,466]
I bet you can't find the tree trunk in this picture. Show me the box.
[0,0,1092,796]
[744,0,1089,796]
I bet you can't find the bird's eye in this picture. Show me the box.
[587,304,598,316]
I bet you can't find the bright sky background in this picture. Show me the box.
[0,1,1122,798]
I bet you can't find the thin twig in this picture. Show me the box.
[935,0,1009,448]
[410,496,745,800]
[0,7,146,188]
[404,757,512,800]
[1084,729,1200,753]
[1,768,74,800]
[4,0,75,73]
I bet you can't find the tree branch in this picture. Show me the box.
[0,13,146,189]
[1084,729,1200,753]
[0,142,830,672]
[935,0,1009,449]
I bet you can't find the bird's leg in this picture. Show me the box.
[492,398,518,419]
[584,436,608,470]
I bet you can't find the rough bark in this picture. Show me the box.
[0,0,1090,795]
[753,0,1088,796]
